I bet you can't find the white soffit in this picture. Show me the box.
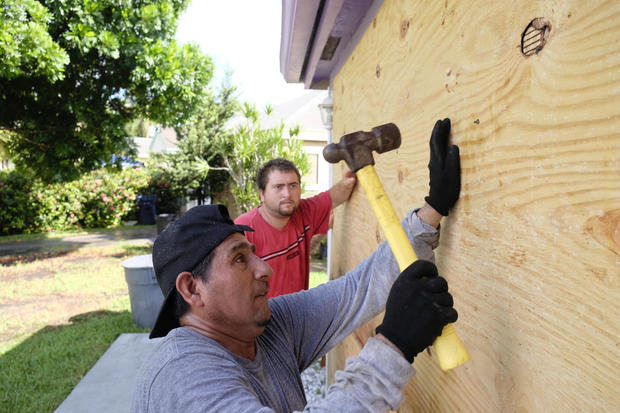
[280,0,383,89]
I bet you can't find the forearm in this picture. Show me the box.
[329,171,357,208]
[416,202,442,229]
[375,333,405,358]
[300,337,414,413]
[329,182,352,207]
[288,208,440,362]
[407,208,440,263]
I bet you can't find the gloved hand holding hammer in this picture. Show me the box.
[324,117,469,369]
[377,119,461,363]
[376,260,458,363]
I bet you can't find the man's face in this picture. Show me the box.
[259,169,301,218]
[197,233,273,340]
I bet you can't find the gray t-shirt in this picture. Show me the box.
[131,210,439,413]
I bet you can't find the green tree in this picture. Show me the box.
[0,0,69,82]
[146,81,238,212]
[0,0,213,181]
[214,103,309,214]
[124,118,152,138]
[148,87,309,215]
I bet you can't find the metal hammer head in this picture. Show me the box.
[323,123,401,172]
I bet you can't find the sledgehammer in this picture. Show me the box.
[323,123,469,370]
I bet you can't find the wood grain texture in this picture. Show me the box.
[326,0,620,411]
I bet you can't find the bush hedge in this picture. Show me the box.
[0,171,41,235]
[0,167,155,235]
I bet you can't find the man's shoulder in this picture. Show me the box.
[300,190,331,208]
[234,207,260,225]
[133,329,249,411]
[146,328,236,368]
[298,190,332,216]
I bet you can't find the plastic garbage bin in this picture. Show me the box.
[137,194,156,225]
[156,213,176,234]
[122,254,163,329]
[320,241,327,259]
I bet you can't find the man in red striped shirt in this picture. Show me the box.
[234,158,356,298]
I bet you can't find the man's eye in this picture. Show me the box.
[235,255,246,263]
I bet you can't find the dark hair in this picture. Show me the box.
[173,248,217,320]
[256,158,301,191]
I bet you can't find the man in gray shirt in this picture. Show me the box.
[132,119,461,412]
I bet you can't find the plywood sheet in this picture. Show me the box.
[327,1,620,411]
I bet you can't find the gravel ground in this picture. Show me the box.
[301,360,326,404]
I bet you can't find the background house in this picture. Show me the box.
[131,126,179,163]
[280,1,620,412]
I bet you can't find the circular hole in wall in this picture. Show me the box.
[521,18,551,56]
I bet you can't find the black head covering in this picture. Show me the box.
[149,205,253,338]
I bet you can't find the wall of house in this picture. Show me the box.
[302,140,330,196]
[326,0,619,411]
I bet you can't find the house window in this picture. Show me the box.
[303,153,319,187]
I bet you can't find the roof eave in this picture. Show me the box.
[280,0,382,89]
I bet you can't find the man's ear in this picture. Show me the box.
[258,189,265,204]
[176,272,204,307]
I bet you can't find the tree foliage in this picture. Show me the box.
[148,83,309,215]
[217,103,309,213]
[0,0,69,82]
[0,0,213,181]
[146,81,238,211]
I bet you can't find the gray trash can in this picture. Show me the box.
[122,254,163,329]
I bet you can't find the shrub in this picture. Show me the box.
[72,168,149,228]
[34,180,83,231]
[0,167,150,235]
[0,170,41,234]
[143,172,185,214]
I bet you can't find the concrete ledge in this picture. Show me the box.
[55,333,161,413]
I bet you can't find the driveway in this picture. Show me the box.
[0,226,157,257]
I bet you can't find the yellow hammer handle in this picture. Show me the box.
[357,165,470,370]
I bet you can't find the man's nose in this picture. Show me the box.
[254,256,273,280]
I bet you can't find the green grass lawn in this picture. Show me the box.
[309,267,327,289]
[0,241,151,413]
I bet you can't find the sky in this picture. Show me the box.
[175,0,308,109]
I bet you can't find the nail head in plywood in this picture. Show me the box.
[400,19,410,39]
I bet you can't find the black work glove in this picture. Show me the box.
[376,260,458,363]
[424,118,461,216]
